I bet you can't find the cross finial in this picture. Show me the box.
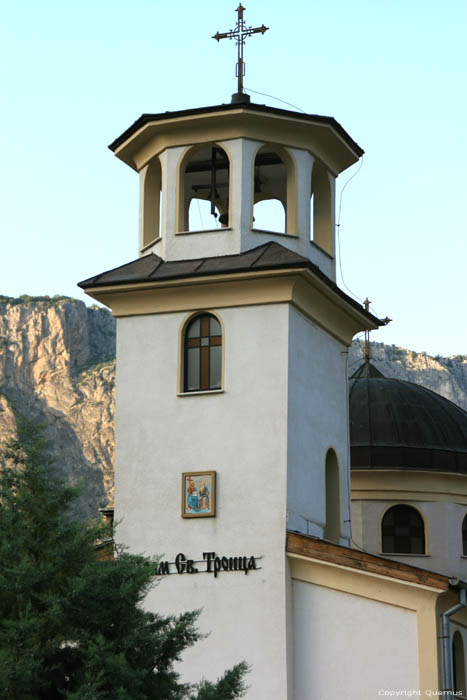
[213,5,269,104]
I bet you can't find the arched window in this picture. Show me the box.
[453,631,466,697]
[381,505,425,554]
[323,449,340,543]
[183,314,222,392]
[178,145,230,232]
[462,515,467,555]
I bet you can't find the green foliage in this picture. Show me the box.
[0,417,247,699]
[79,360,116,379]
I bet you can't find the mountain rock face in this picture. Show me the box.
[1,297,466,519]
[0,296,115,520]
[349,340,467,411]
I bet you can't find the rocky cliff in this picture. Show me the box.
[349,339,467,411]
[1,297,466,519]
[0,296,115,520]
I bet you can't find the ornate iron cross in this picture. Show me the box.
[213,4,268,98]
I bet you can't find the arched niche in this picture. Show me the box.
[252,145,296,235]
[140,156,162,250]
[311,160,333,254]
[323,448,340,543]
[177,144,230,232]
[453,631,466,697]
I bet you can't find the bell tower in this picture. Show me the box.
[79,8,380,698]
[110,100,362,281]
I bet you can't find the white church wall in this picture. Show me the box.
[114,302,291,698]
[292,579,419,700]
[353,498,467,579]
[286,305,350,543]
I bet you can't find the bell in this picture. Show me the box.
[219,211,229,225]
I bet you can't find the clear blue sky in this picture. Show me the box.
[1,0,466,356]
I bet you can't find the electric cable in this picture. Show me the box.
[244,86,307,113]
[196,198,204,230]
[335,156,365,304]
[241,88,378,318]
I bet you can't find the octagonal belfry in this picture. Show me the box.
[109,102,363,281]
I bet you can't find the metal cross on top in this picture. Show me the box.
[213,4,268,102]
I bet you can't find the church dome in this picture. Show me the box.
[349,362,467,474]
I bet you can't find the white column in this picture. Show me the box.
[290,148,314,242]
[158,146,186,258]
[138,165,148,253]
[221,138,260,244]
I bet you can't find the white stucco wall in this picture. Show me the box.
[286,306,351,543]
[114,303,291,698]
[353,498,467,579]
[293,580,419,700]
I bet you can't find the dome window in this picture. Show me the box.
[381,504,425,555]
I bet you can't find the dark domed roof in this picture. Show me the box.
[349,362,467,474]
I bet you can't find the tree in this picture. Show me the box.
[0,417,248,699]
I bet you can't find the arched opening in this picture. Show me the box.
[188,199,221,232]
[452,631,466,697]
[252,145,295,234]
[178,145,230,232]
[140,157,162,249]
[381,505,426,554]
[182,313,223,392]
[311,160,332,254]
[324,449,340,543]
[252,199,286,233]
[462,514,467,555]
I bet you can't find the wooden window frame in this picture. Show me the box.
[184,313,222,392]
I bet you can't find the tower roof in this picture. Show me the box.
[349,362,467,474]
[108,102,364,174]
[78,241,379,324]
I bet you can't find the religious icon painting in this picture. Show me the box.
[182,471,216,518]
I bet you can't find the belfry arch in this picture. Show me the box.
[177,144,231,233]
[252,144,297,235]
[140,156,162,250]
[311,160,333,254]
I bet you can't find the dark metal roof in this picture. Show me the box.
[78,242,381,326]
[349,362,467,474]
[108,102,364,157]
